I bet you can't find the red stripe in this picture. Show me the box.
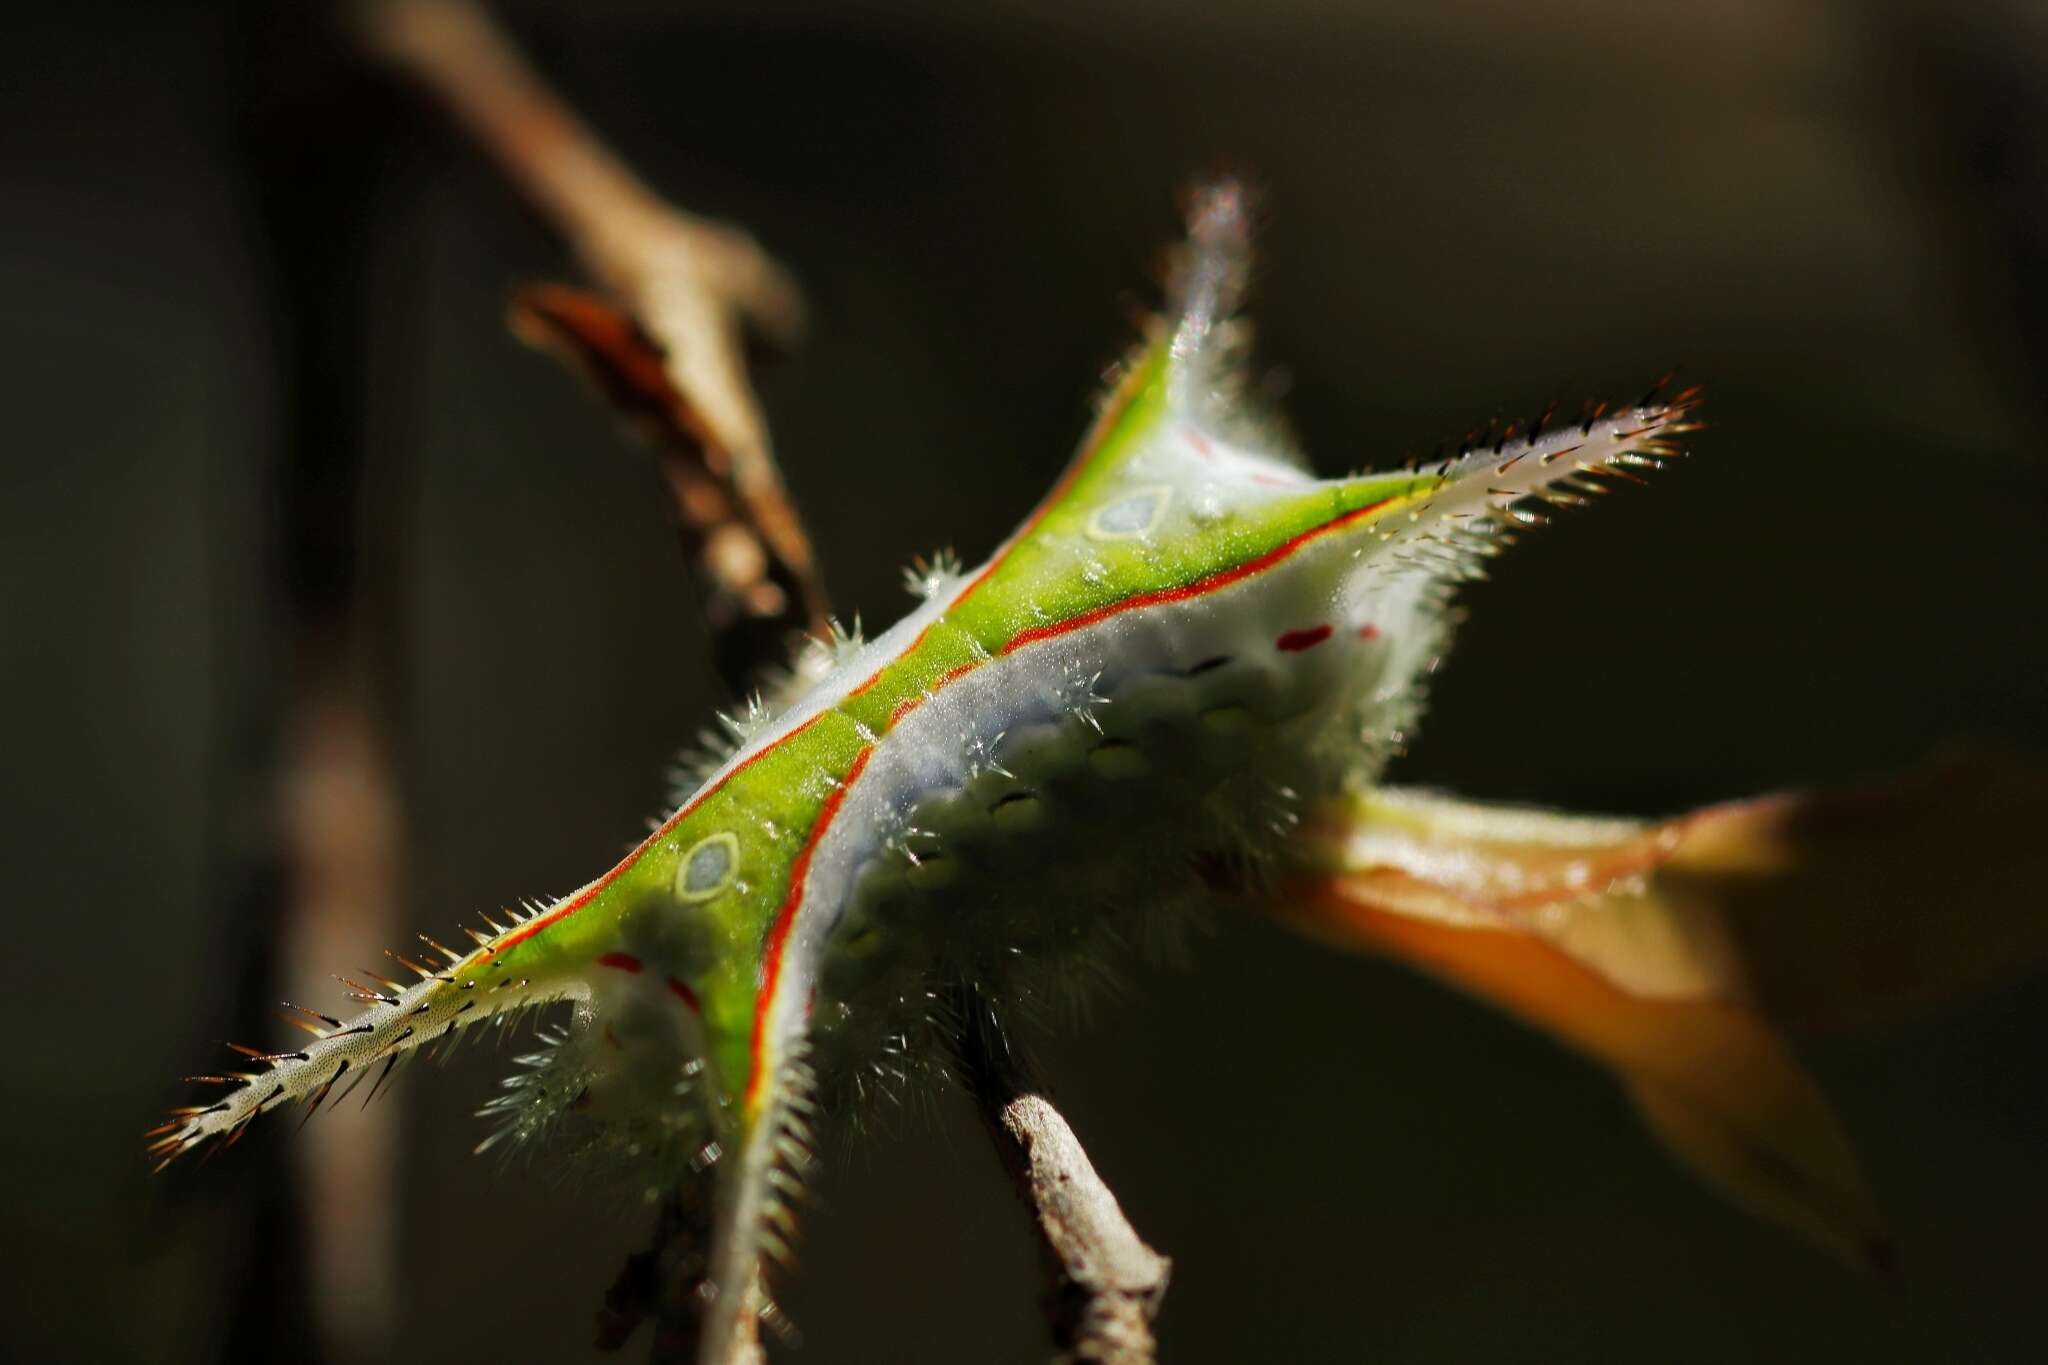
[888,662,977,727]
[596,951,643,974]
[951,356,1153,604]
[745,745,875,1115]
[1001,499,1395,656]
[486,710,834,956]
[846,624,935,701]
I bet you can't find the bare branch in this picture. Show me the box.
[956,985,1171,1364]
[1000,1096,1174,1362]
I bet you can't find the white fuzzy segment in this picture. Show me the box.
[150,924,583,1167]
[1333,398,1695,693]
[1361,402,1689,558]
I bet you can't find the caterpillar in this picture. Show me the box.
[154,182,1699,1360]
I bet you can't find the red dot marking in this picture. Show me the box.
[665,976,700,1013]
[596,951,643,974]
[1358,624,1380,641]
[1276,625,1334,652]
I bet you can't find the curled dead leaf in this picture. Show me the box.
[1253,750,2048,1270]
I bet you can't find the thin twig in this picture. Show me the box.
[365,3,1169,1360]
[954,985,1172,1364]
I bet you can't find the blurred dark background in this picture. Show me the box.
[6,0,2046,1361]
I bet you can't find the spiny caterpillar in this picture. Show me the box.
[155,183,1700,1359]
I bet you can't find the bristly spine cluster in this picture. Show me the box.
[902,549,963,601]
[149,904,569,1170]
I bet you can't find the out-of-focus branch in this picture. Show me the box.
[201,7,420,1361]
[280,670,404,1364]
[365,0,826,691]
[501,284,814,692]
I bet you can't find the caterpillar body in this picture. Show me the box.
[155,185,1697,1359]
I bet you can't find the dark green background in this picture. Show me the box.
[5,1,2044,1361]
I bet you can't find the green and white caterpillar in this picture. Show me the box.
[156,183,1698,1358]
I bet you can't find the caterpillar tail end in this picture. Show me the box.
[149,931,577,1171]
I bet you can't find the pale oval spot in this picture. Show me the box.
[1111,672,1196,725]
[991,790,1046,832]
[1201,703,1252,736]
[1086,485,1171,541]
[917,787,994,843]
[906,855,960,890]
[1088,738,1150,779]
[997,724,1085,781]
[838,921,884,960]
[674,831,740,902]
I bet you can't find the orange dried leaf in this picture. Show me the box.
[1263,751,2048,1266]
[1273,881,1886,1269]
